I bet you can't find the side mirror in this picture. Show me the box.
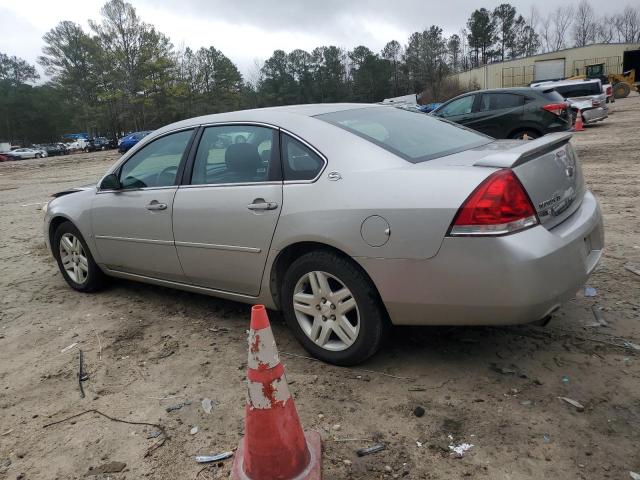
[100,173,121,190]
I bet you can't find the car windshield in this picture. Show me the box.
[316,106,491,163]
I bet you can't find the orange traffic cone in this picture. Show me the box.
[573,109,585,131]
[231,305,321,480]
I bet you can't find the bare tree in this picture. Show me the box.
[596,15,616,43]
[573,0,598,47]
[613,5,640,43]
[541,5,574,52]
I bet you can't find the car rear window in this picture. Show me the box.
[539,88,566,102]
[554,82,601,98]
[315,107,491,163]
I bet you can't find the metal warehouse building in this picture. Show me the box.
[450,43,640,89]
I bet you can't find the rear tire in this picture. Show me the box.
[53,221,106,292]
[613,82,631,99]
[281,250,388,366]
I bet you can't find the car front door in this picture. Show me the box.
[471,93,525,138]
[172,124,282,296]
[91,128,195,281]
[433,94,477,126]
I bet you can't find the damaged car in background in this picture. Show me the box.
[531,79,609,125]
[43,104,604,365]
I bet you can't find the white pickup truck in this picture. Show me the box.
[530,79,608,125]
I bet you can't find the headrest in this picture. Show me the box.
[225,143,262,173]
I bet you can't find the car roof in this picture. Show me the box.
[531,79,601,88]
[150,103,388,138]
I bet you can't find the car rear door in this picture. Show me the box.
[91,128,195,281]
[470,93,525,138]
[172,124,282,296]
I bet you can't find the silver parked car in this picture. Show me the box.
[9,147,47,159]
[43,104,604,365]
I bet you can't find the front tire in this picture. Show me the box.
[53,221,106,292]
[281,250,387,366]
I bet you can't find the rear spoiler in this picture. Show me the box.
[474,132,573,168]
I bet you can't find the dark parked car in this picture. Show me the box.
[42,144,66,156]
[118,131,153,153]
[85,137,117,152]
[430,87,572,139]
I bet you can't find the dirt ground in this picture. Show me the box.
[1,96,639,480]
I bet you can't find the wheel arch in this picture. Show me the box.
[269,241,387,316]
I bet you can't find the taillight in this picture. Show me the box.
[541,103,566,116]
[448,169,539,236]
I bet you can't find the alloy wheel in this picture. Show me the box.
[292,271,360,351]
[59,233,89,284]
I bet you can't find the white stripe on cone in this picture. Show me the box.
[246,376,292,410]
[248,326,280,370]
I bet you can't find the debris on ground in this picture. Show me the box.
[87,461,126,475]
[190,426,199,435]
[201,398,214,414]
[165,401,191,413]
[584,286,597,297]
[489,363,517,375]
[413,406,425,417]
[630,472,640,480]
[623,341,640,351]
[561,375,570,386]
[78,349,88,399]
[449,443,474,457]
[356,444,386,457]
[195,451,234,463]
[588,306,609,327]
[147,430,162,439]
[624,264,640,277]
[558,397,585,412]
[60,342,78,354]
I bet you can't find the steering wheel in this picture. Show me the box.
[156,165,178,186]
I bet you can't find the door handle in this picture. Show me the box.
[146,200,167,211]
[247,200,278,211]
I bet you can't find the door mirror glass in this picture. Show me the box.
[100,173,122,190]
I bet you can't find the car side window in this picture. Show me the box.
[479,93,524,112]
[281,134,325,181]
[118,129,193,189]
[191,125,277,185]
[437,95,475,117]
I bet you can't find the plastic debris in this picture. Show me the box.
[449,443,474,457]
[558,396,585,412]
[195,451,233,463]
[190,426,199,435]
[623,341,640,351]
[584,286,597,297]
[543,434,551,444]
[356,444,386,457]
[416,441,423,448]
[165,401,191,413]
[630,472,640,480]
[561,375,570,386]
[201,398,213,414]
[147,430,161,439]
[60,343,78,354]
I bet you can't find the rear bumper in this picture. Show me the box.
[358,191,604,326]
[582,107,608,124]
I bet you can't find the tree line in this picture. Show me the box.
[1,0,639,144]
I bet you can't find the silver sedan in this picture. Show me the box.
[43,104,604,365]
[10,147,47,159]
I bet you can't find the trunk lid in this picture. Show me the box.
[473,132,584,229]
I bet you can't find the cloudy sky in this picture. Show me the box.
[0,0,633,78]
